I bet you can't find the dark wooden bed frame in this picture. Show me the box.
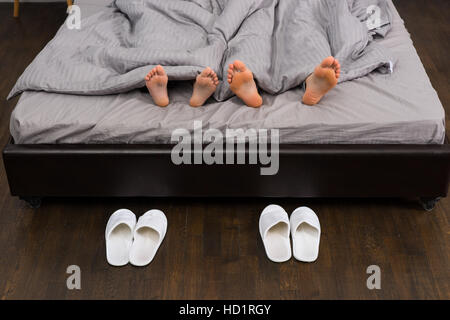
[2,137,449,210]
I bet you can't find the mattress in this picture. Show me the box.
[9,0,446,145]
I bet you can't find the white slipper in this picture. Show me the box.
[290,207,321,262]
[129,209,167,267]
[259,204,291,263]
[105,209,136,267]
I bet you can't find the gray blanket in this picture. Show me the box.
[8,0,395,101]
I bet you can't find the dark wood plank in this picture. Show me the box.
[0,3,448,300]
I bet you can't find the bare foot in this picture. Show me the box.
[189,67,219,107]
[227,60,263,108]
[302,56,341,106]
[145,65,169,107]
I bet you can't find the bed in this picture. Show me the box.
[3,0,449,210]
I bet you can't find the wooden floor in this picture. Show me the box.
[0,2,449,300]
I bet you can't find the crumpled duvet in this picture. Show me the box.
[8,0,395,101]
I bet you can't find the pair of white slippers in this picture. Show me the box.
[260,205,321,263]
[105,209,167,267]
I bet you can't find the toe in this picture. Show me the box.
[156,65,166,75]
[202,67,211,76]
[334,58,340,67]
[233,60,246,72]
[332,59,340,72]
[321,56,335,68]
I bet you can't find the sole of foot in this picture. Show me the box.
[227,60,263,108]
[302,56,340,106]
[190,67,219,107]
[145,65,169,107]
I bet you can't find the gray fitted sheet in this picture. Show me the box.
[10,0,446,144]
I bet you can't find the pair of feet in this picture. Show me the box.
[145,65,219,108]
[228,57,340,106]
[145,56,341,108]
